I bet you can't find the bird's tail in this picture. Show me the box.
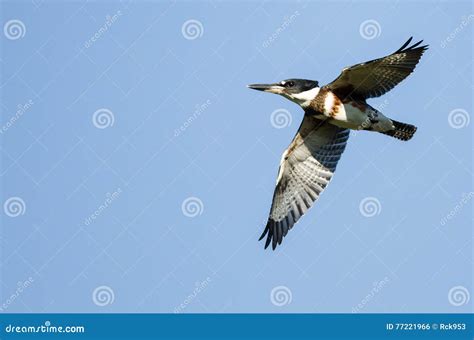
[381,120,417,141]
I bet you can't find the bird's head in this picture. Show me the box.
[247,79,320,107]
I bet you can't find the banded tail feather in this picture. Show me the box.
[382,120,417,141]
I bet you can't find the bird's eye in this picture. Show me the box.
[285,81,295,88]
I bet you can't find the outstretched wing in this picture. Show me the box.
[326,37,428,100]
[260,116,350,250]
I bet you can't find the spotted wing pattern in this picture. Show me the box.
[259,116,350,250]
[326,37,428,100]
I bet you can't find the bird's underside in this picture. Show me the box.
[251,37,428,250]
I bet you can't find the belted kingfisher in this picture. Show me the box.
[248,37,428,250]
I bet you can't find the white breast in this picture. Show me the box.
[332,104,371,129]
[291,87,320,107]
[322,92,347,121]
[324,92,335,113]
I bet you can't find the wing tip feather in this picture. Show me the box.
[259,218,286,250]
[396,37,429,54]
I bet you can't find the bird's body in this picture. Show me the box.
[248,37,428,250]
[304,89,393,132]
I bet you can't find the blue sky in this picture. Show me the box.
[0,0,472,313]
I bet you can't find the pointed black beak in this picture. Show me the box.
[247,83,283,94]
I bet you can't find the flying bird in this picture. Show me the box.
[248,37,428,250]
